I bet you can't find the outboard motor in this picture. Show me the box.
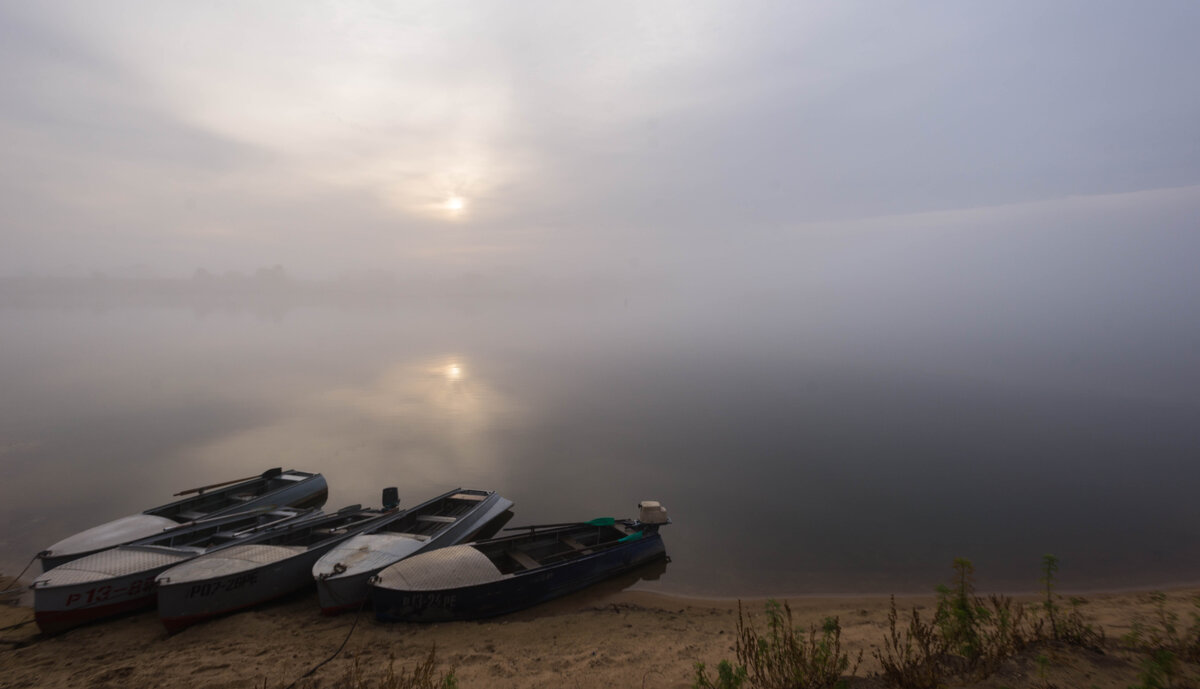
[382,487,400,511]
[637,501,669,530]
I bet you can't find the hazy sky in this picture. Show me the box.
[2,1,1198,279]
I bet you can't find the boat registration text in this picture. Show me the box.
[65,576,156,607]
[187,572,260,599]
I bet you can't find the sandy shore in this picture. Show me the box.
[2,574,1198,689]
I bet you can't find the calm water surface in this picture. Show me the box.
[3,275,1200,596]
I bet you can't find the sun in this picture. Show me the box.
[444,196,466,213]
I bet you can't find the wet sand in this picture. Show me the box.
[2,574,1198,688]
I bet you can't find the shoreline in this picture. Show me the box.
[4,575,1200,688]
[630,573,1200,601]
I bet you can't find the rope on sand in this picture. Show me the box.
[0,618,34,633]
[282,599,367,689]
[0,554,40,599]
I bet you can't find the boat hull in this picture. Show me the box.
[34,586,159,635]
[316,569,378,615]
[315,493,513,614]
[32,550,189,634]
[157,544,320,633]
[372,531,666,622]
[33,508,319,634]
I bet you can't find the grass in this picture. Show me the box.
[1122,591,1200,689]
[1040,554,1104,649]
[874,595,947,689]
[696,555,1150,689]
[273,646,457,689]
[340,647,458,689]
[874,560,1042,688]
[694,600,861,689]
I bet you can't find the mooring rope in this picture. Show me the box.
[282,598,368,689]
[0,553,40,598]
[0,618,34,633]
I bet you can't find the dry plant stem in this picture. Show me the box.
[874,595,948,689]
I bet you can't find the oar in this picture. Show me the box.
[173,467,282,496]
[503,517,616,531]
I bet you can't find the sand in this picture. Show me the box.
[2,574,1198,688]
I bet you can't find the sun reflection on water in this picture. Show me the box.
[175,354,519,505]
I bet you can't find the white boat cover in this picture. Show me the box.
[35,546,193,587]
[44,514,181,558]
[314,533,425,578]
[374,545,508,591]
[157,544,306,583]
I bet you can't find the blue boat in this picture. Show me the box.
[370,501,669,622]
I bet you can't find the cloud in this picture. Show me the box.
[2,1,1199,277]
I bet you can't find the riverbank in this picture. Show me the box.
[2,575,1198,688]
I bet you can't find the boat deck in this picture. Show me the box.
[486,524,627,574]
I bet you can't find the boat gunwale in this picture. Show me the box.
[155,508,399,587]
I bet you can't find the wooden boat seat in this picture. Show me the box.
[415,515,457,523]
[507,549,540,570]
[560,536,593,554]
[449,493,486,501]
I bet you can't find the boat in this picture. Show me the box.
[370,501,669,622]
[31,505,321,634]
[38,468,328,571]
[156,490,403,632]
[312,488,513,614]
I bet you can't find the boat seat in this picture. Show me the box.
[415,515,457,523]
[179,511,206,520]
[507,550,541,570]
[560,536,592,554]
[449,493,486,501]
[394,532,430,541]
[230,493,255,502]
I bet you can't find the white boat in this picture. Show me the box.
[313,488,513,614]
[38,468,328,571]
[156,491,403,632]
[32,506,320,634]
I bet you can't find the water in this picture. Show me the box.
[3,266,1200,597]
